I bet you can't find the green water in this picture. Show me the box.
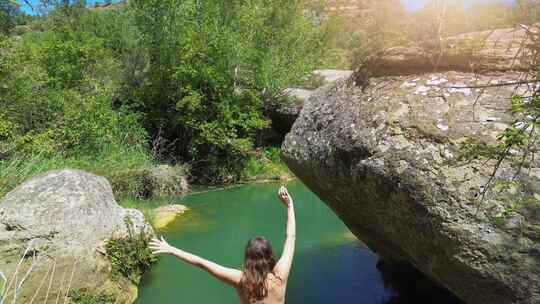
[136,181,395,304]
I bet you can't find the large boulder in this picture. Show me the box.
[0,169,153,303]
[282,71,540,303]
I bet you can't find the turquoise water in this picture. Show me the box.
[135,181,396,304]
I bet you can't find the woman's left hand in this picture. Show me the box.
[149,236,173,255]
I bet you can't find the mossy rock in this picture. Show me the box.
[145,165,189,198]
[110,165,189,200]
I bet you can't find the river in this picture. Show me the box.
[135,181,397,304]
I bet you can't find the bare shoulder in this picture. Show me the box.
[267,272,286,286]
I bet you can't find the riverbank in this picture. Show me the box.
[0,146,152,200]
[119,152,294,231]
[0,146,291,202]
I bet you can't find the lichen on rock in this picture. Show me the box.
[0,169,154,304]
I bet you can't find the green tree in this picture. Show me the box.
[0,0,20,35]
[0,8,146,158]
[127,0,325,183]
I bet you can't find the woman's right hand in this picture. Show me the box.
[278,186,293,207]
[149,236,174,255]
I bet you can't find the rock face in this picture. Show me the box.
[371,24,539,76]
[282,70,540,304]
[0,169,153,303]
[268,69,353,138]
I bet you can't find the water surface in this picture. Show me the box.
[136,181,396,304]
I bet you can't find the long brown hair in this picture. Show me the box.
[240,236,279,302]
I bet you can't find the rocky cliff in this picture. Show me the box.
[370,24,539,76]
[0,169,153,303]
[282,25,540,304]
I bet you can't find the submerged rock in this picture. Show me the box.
[153,204,190,230]
[282,71,540,303]
[0,169,153,303]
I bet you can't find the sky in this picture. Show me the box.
[18,0,518,15]
[19,0,119,14]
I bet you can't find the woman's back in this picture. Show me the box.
[237,273,286,304]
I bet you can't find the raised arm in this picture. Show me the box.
[274,186,296,281]
[149,237,242,287]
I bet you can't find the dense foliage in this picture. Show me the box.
[125,0,325,182]
[0,5,151,197]
[0,0,325,192]
[1,0,18,34]
[69,290,116,304]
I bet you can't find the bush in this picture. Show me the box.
[105,217,157,283]
[241,147,291,182]
[68,290,116,304]
[0,0,20,35]
[0,25,147,157]
[126,0,326,183]
[108,164,189,201]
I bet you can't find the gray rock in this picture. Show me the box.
[145,165,189,198]
[283,88,314,102]
[312,69,354,85]
[269,70,353,138]
[0,169,153,303]
[267,94,306,139]
[371,24,539,76]
[282,71,540,304]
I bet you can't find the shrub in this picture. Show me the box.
[68,289,116,304]
[126,0,326,183]
[105,217,157,283]
[0,27,147,158]
[0,0,19,35]
[241,147,291,181]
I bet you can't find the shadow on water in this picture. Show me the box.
[136,181,463,304]
[377,261,465,304]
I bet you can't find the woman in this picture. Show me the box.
[149,186,296,304]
